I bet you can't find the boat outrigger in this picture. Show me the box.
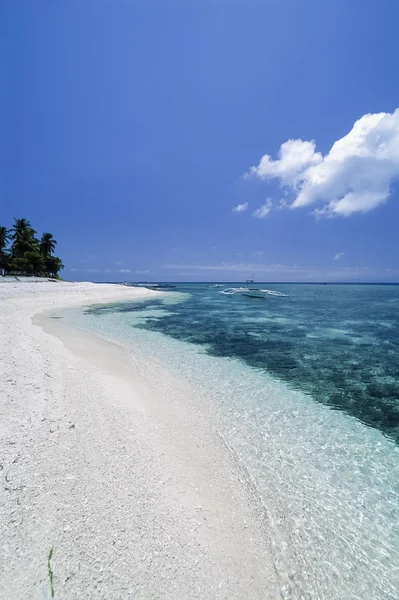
[220,279,287,299]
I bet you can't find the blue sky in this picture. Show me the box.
[2,0,399,282]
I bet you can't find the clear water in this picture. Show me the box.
[63,283,399,599]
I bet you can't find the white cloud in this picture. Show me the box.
[135,269,150,274]
[118,268,131,273]
[248,109,399,216]
[253,199,272,218]
[67,267,109,273]
[250,139,322,185]
[334,252,344,261]
[232,202,249,213]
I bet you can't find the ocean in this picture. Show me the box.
[63,283,399,599]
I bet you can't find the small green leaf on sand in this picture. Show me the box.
[48,547,54,598]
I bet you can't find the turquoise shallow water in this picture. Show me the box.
[97,283,399,442]
[63,283,399,599]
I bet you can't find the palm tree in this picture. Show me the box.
[0,226,10,272]
[0,226,10,251]
[44,256,64,277]
[11,218,32,237]
[40,232,57,257]
[11,218,38,258]
[2,218,63,277]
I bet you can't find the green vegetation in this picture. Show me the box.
[47,547,55,598]
[0,218,64,278]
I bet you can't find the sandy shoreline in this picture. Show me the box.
[0,281,278,599]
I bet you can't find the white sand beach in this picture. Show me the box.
[0,281,278,599]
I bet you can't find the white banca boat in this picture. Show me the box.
[220,279,287,299]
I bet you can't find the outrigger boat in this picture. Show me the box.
[220,279,287,299]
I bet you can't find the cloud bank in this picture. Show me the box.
[249,109,399,216]
[164,261,394,281]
